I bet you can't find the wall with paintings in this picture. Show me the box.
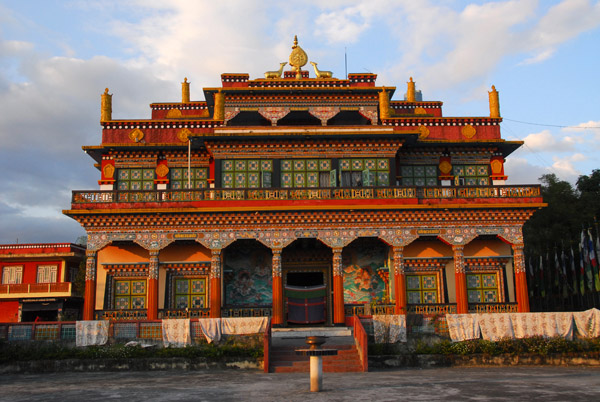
[223,241,272,306]
[342,238,388,303]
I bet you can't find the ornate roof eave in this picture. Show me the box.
[412,139,523,157]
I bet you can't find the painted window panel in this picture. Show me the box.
[406,274,438,304]
[466,273,498,303]
[174,277,207,309]
[118,168,154,191]
[114,279,146,310]
[401,165,438,186]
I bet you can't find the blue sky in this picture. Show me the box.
[0,0,599,244]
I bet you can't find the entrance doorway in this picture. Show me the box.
[284,267,330,326]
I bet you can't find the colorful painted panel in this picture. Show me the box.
[224,243,272,306]
[174,277,207,309]
[114,279,146,310]
[467,273,498,303]
[343,239,387,303]
[406,274,438,304]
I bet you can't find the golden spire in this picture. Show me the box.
[406,77,416,102]
[182,77,190,103]
[488,85,500,118]
[379,87,391,119]
[213,90,224,121]
[289,35,308,79]
[101,88,112,122]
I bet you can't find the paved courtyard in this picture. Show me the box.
[1,366,600,401]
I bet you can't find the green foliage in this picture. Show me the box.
[0,338,263,363]
[410,336,600,356]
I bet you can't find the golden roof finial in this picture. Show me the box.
[289,35,308,79]
[489,85,500,118]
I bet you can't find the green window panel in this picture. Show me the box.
[467,273,498,303]
[406,274,438,304]
[114,279,146,310]
[280,159,333,188]
[281,160,293,172]
[169,168,208,190]
[173,277,207,309]
[221,159,273,188]
[340,158,391,187]
[117,168,155,191]
[400,165,438,187]
[453,165,489,186]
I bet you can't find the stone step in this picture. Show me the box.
[271,326,352,338]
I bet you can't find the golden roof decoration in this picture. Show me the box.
[289,35,308,79]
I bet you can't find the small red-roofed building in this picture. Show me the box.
[0,243,85,322]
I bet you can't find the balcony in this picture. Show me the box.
[69,185,542,211]
[0,282,73,298]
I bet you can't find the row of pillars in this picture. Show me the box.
[83,243,529,322]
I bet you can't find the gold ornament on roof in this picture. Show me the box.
[418,125,430,139]
[265,62,287,79]
[289,35,308,79]
[491,159,503,174]
[310,62,332,79]
[103,163,115,179]
[488,85,500,118]
[156,164,169,178]
[178,128,192,142]
[461,124,476,139]
[129,128,144,142]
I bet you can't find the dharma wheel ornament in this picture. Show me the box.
[289,35,308,79]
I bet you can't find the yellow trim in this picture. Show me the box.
[63,202,546,215]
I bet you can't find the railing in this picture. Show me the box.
[351,315,368,372]
[96,309,148,321]
[263,319,272,373]
[160,309,210,319]
[407,303,457,315]
[71,185,542,206]
[221,306,272,318]
[0,322,76,341]
[469,303,518,313]
[0,282,71,295]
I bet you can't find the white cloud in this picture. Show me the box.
[522,130,577,152]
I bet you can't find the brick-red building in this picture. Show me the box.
[0,243,85,322]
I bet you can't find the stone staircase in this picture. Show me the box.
[269,327,364,373]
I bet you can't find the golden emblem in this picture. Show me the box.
[156,164,169,178]
[129,128,144,142]
[414,107,427,115]
[103,163,115,179]
[439,160,452,175]
[418,125,430,139]
[166,108,183,118]
[491,159,503,174]
[178,128,192,142]
[289,35,308,79]
[461,124,476,139]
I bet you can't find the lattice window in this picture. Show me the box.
[173,277,207,309]
[117,168,155,190]
[281,159,334,188]
[340,158,389,187]
[453,165,489,186]
[400,165,438,186]
[1,266,22,284]
[36,265,57,283]
[222,159,272,188]
[406,274,438,304]
[169,167,208,189]
[467,273,498,303]
[114,279,147,310]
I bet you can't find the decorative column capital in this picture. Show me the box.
[148,250,160,280]
[332,248,343,277]
[512,244,526,274]
[272,248,282,278]
[452,245,465,274]
[210,249,222,279]
[85,253,97,281]
[392,246,405,275]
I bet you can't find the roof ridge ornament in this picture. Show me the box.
[289,35,308,79]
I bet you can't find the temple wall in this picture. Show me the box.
[223,242,272,306]
[342,238,388,304]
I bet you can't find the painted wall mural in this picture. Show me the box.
[224,242,272,306]
[343,239,388,303]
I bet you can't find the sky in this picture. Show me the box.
[0,0,599,244]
